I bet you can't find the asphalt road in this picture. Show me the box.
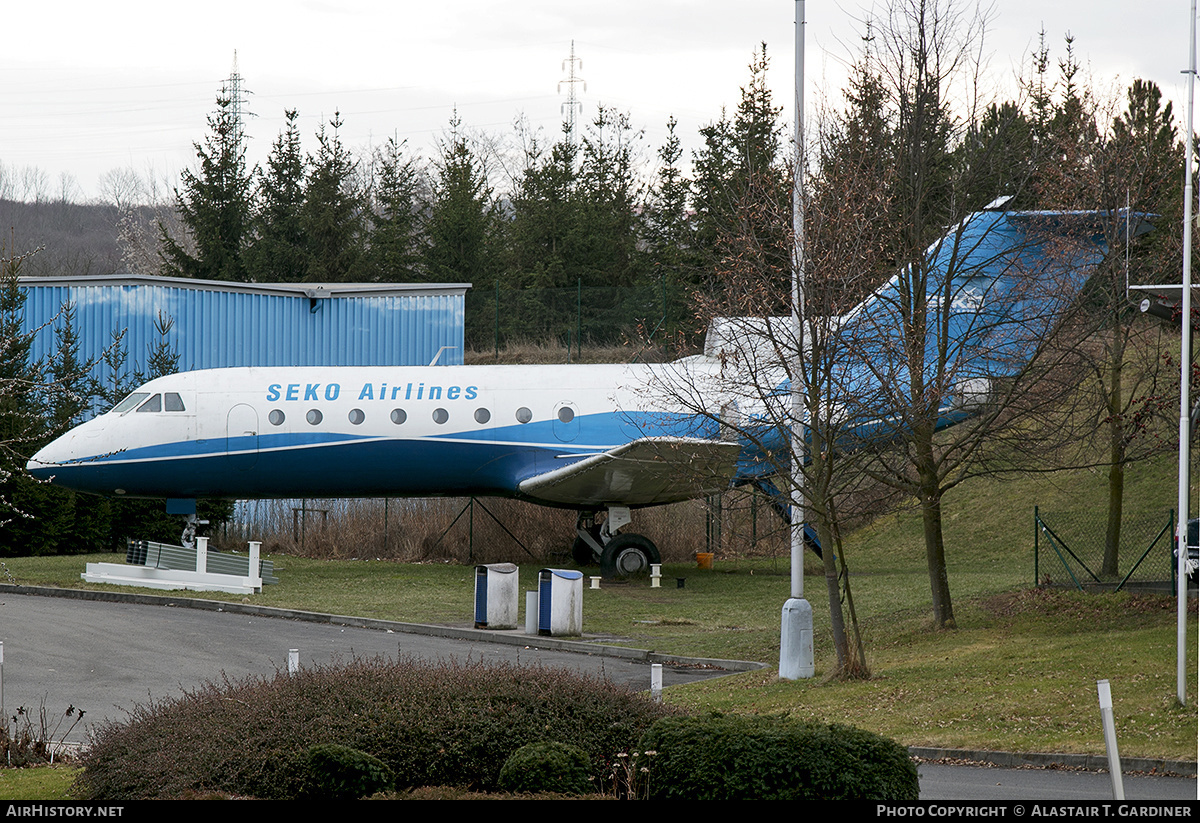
[0,589,730,744]
[917,763,1196,801]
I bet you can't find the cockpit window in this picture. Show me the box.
[137,394,162,413]
[111,392,149,414]
[164,392,185,412]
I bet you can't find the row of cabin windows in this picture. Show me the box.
[111,391,578,428]
[266,405,576,427]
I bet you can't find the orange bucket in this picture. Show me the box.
[695,552,714,570]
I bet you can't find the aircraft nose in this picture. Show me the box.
[27,433,77,479]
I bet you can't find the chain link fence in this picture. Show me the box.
[1034,507,1179,592]
[217,490,793,566]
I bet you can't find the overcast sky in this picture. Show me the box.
[0,1,1189,201]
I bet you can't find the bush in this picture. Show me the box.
[301,744,393,799]
[498,741,593,795]
[73,657,676,799]
[638,714,919,800]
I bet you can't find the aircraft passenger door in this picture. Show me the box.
[553,401,579,442]
[226,404,259,471]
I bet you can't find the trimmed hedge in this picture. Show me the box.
[498,741,593,795]
[74,657,676,799]
[638,714,920,800]
[300,743,393,799]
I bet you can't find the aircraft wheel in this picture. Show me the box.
[572,530,601,566]
[600,533,660,579]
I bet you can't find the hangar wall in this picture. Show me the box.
[21,274,469,399]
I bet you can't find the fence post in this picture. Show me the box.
[494,280,500,360]
[1034,505,1039,585]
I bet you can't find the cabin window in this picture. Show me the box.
[474,408,490,424]
[432,408,448,424]
[111,392,149,414]
[390,409,406,425]
[516,407,532,424]
[348,408,365,425]
[137,394,162,413]
[164,392,185,412]
[557,406,574,423]
[268,409,285,426]
[306,409,323,425]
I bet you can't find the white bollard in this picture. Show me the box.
[1097,680,1125,800]
[525,590,539,635]
[650,663,663,702]
[589,576,601,590]
[195,536,208,574]
[288,648,299,675]
[650,564,662,589]
[248,541,262,589]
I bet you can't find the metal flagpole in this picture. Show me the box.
[780,0,815,680]
[1179,0,1196,710]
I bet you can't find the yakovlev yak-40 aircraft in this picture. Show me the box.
[28,205,1149,576]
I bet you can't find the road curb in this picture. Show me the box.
[911,747,1197,779]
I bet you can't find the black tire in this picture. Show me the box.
[600,533,660,579]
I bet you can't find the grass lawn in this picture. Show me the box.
[0,454,1195,765]
[0,766,79,801]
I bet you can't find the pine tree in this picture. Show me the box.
[691,111,736,273]
[145,311,181,379]
[46,302,108,554]
[96,328,141,410]
[248,109,310,282]
[47,302,96,431]
[159,95,253,282]
[424,113,500,286]
[505,126,582,290]
[492,125,584,348]
[302,112,366,282]
[365,136,424,282]
[577,106,644,290]
[0,245,62,555]
[691,46,788,290]
[641,117,698,342]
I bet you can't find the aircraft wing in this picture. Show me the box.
[518,437,741,507]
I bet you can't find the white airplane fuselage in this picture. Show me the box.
[27,361,743,506]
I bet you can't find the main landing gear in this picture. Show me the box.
[180,512,209,550]
[573,507,661,579]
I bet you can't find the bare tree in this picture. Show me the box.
[97,166,147,213]
[645,114,887,676]
[96,165,187,276]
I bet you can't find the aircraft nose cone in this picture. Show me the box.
[28,445,59,479]
[27,433,75,480]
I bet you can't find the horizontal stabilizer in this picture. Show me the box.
[518,437,741,507]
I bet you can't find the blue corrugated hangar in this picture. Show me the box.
[20,274,469,407]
